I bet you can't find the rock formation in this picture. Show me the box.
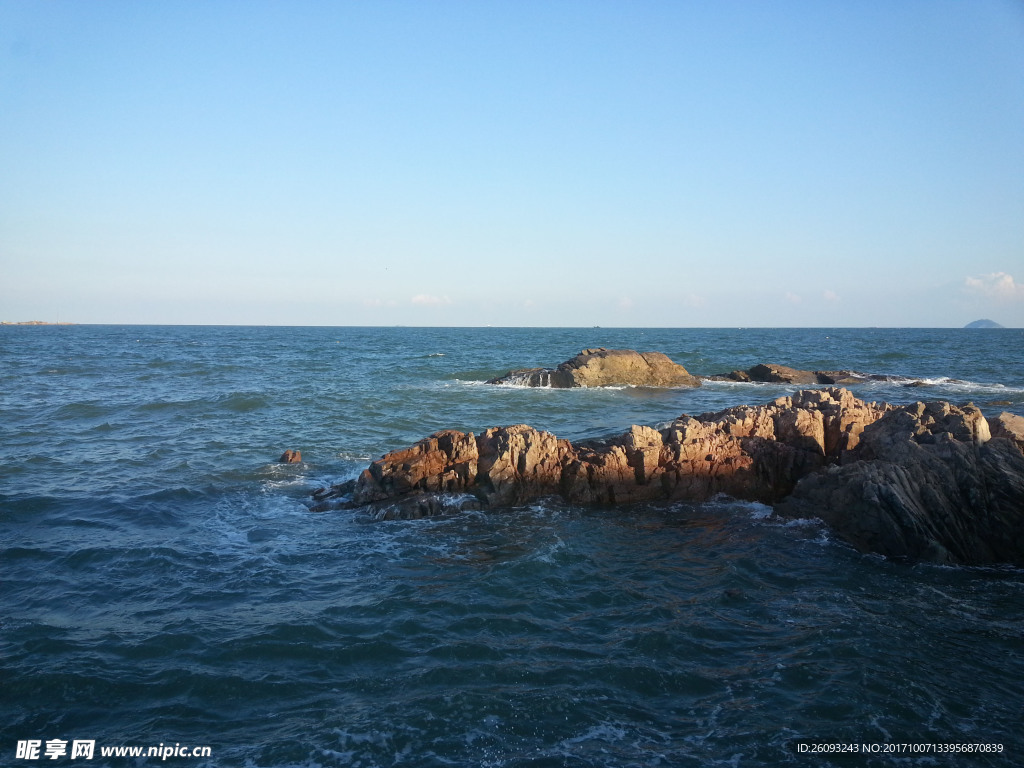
[279,450,302,463]
[776,403,1024,565]
[707,363,880,385]
[990,411,1024,452]
[486,347,980,390]
[486,348,701,388]
[313,387,889,515]
[312,389,1024,566]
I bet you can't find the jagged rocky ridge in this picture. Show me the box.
[312,388,1024,566]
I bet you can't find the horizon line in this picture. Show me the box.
[2,322,1018,330]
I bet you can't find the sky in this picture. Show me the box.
[1,1,1023,327]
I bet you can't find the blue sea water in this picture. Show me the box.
[2,325,1023,767]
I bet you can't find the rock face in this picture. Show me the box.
[487,348,701,388]
[314,390,1024,565]
[279,450,302,464]
[776,403,1024,565]
[989,411,1024,452]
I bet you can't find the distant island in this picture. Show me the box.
[0,321,75,326]
[964,319,1004,329]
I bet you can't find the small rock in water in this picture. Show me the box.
[279,449,302,464]
[487,348,701,388]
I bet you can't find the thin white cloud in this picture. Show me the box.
[822,289,840,302]
[411,294,453,306]
[618,296,634,310]
[682,293,706,308]
[964,272,1024,301]
[785,291,802,304]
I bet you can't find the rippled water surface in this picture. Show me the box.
[2,325,1023,767]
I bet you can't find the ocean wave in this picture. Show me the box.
[217,392,271,412]
[259,474,312,493]
[132,398,196,413]
[334,450,373,463]
[131,391,275,416]
[52,401,118,420]
[902,377,1021,394]
[459,378,635,392]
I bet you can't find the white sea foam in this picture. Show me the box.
[705,494,774,518]
[484,377,632,391]
[335,450,373,462]
[740,502,775,520]
[862,375,1021,395]
[491,375,554,388]
[559,722,628,746]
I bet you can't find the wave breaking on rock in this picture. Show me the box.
[486,348,701,388]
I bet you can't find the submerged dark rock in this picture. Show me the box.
[706,363,880,386]
[487,348,701,388]
[315,389,1024,566]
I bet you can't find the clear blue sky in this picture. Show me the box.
[2,0,1023,327]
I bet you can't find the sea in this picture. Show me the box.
[2,325,1023,768]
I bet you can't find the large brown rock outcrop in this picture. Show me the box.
[314,387,890,518]
[486,348,701,388]
[314,389,1024,565]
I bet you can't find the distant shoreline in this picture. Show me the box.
[0,321,76,326]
